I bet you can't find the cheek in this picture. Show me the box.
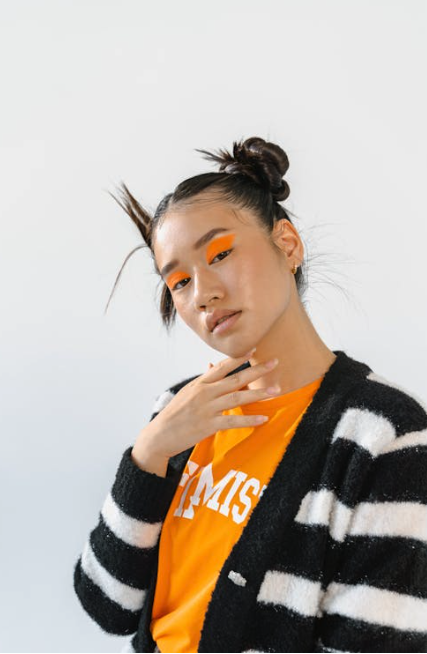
[238,254,279,294]
[239,255,290,309]
[237,265,263,302]
[173,297,191,321]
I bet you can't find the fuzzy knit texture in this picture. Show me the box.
[73,349,427,653]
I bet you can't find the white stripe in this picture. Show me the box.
[80,541,145,612]
[101,491,162,548]
[257,570,323,618]
[295,489,353,542]
[380,428,427,454]
[152,390,174,414]
[316,641,348,653]
[120,637,136,652]
[296,491,427,545]
[331,407,395,456]
[367,372,427,413]
[322,580,427,633]
[349,500,427,544]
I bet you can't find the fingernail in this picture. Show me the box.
[245,347,257,357]
[265,358,279,369]
[255,415,269,423]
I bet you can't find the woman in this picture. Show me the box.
[73,137,427,653]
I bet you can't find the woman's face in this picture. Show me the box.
[152,194,302,358]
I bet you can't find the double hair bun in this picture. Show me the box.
[195,136,290,202]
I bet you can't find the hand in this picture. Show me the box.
[135,349,280,461]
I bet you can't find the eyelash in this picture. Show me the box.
[171,249,233,292]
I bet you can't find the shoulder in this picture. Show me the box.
[338,366,427,460]
[349,367,426,427]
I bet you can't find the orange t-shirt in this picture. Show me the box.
[150,374,324,653]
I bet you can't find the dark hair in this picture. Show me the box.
[105,136,307,332]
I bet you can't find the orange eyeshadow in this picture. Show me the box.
[206,233,235,260]
[165,233,236,290]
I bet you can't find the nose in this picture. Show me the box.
[192,266,225,310]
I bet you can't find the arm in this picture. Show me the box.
[315,429,427,653]
[72,387,191,636]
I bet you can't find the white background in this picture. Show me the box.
[0,0,426,651]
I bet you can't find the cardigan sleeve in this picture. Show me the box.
[315,431,427,653]
[73,392,183,636]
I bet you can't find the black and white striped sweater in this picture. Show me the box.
[73,349,427,653]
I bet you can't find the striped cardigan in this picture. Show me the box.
[73,349,427,653]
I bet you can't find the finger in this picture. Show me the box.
[205,348,256,382]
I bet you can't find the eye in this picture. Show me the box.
[171,249,233,292]
[212,248,233,264]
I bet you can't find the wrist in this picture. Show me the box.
[131,424,170,477]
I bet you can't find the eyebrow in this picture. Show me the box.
[159,227,232,278]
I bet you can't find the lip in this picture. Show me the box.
[206,308,242,333]
[211,311,242,335]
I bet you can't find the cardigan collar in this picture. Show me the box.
[197,349,373,652]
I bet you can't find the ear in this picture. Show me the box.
[271,218,303,266]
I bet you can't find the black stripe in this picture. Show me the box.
[359,446,427,504]
[319,612,427,653]
[330,533,427,598]
[73,559,141,635]
[90,518,159,589]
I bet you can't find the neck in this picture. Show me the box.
[246,290,337,395]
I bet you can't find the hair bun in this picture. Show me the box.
[195,136,290,202]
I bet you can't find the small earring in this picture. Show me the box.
[291,263,298,275]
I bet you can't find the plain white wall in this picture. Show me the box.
[0,0,426,651]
